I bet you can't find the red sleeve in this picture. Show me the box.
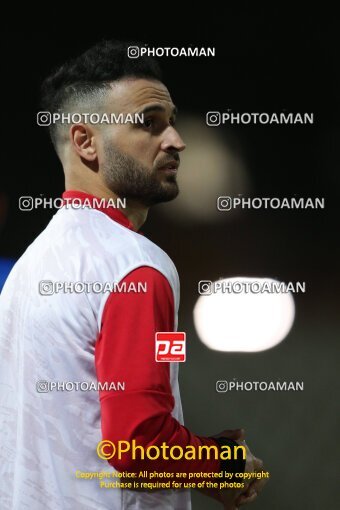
[95,266,220,476]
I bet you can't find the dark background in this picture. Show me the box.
[1,6,339,509]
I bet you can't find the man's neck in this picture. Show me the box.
[64,181,149,231]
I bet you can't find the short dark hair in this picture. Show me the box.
[41,40,162,151]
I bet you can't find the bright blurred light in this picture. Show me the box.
[193,277,295,352]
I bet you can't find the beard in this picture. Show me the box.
[101,141,179,207]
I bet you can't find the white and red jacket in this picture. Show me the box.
[0,191,220,510]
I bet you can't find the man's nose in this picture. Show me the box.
[160,126,186,153]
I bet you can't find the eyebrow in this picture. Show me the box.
[137,104,178,117]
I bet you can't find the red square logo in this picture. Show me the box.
[155,332,186,362]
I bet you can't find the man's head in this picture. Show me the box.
[41,40,186,206]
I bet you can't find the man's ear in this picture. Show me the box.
[69,124,97,161]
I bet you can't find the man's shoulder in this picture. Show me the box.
[24,207,177,280]
[61,206,173,265]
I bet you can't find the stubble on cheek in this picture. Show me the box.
[101,141,179,206]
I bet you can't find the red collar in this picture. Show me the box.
[62,191,137,232]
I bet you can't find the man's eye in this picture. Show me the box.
[143,118,153,128]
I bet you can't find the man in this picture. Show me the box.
[0,40,266,509]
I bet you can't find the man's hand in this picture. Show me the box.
[219,440,265,509]
[214,428,246,441]
[200,428,268,509]
[235,441,268,507]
